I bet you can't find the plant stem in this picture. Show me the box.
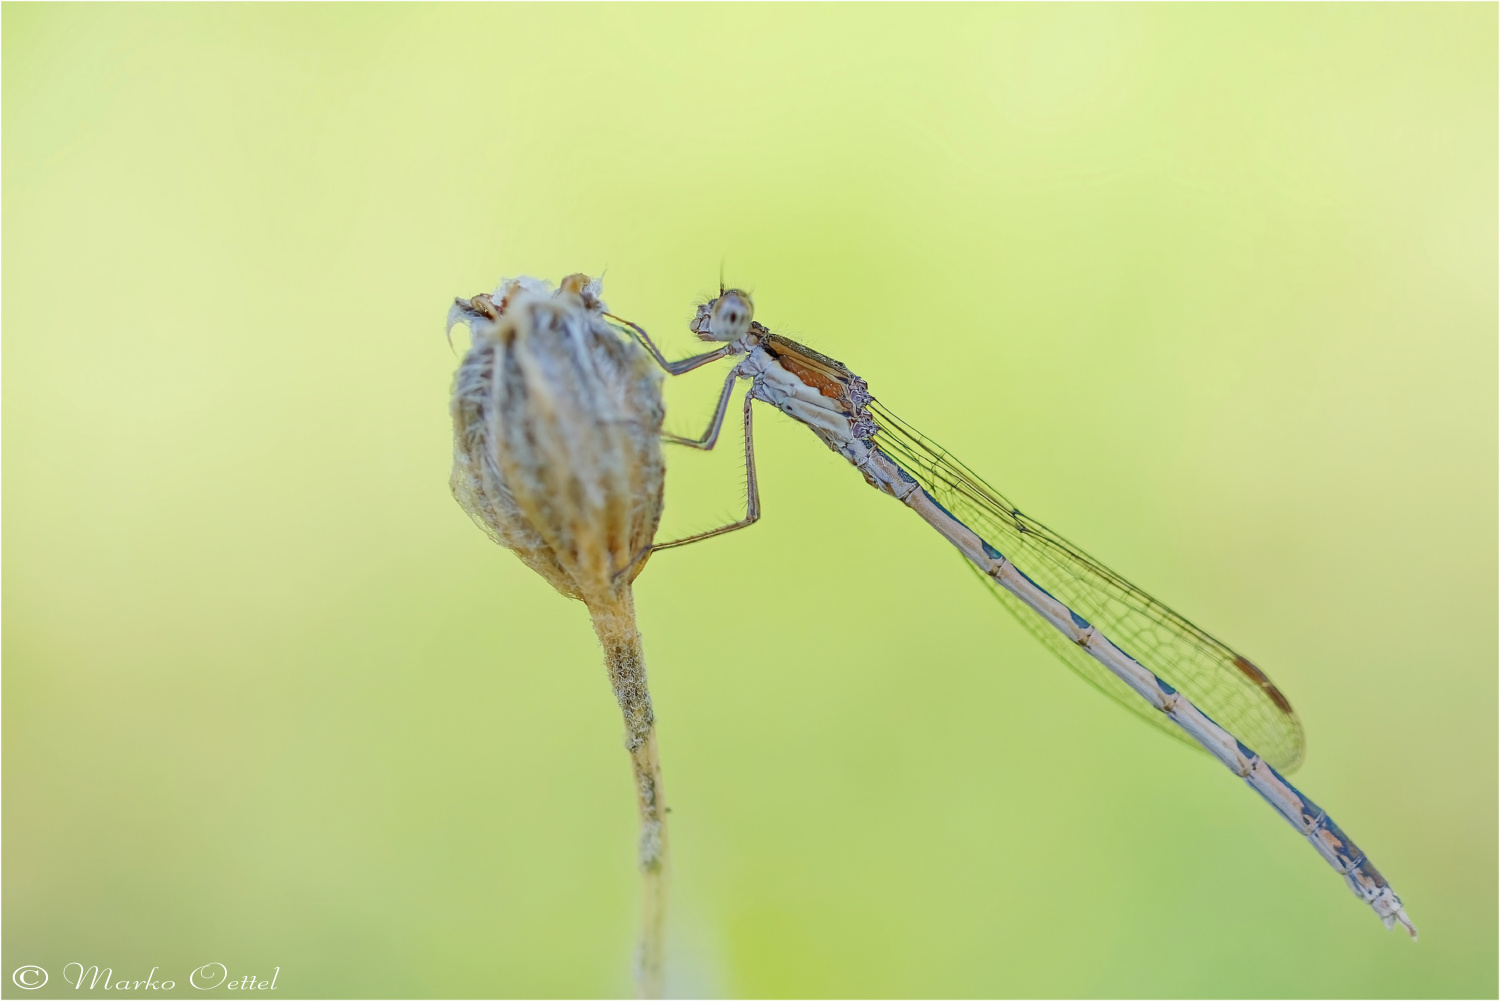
[590,587,668,1000]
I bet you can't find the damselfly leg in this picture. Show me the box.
[653,390,760,551]
[606,309,763,558]
[662,370,739,449]
[613,386,761,583]
[607,312,734,376]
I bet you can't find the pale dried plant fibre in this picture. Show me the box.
[448,274,669,998]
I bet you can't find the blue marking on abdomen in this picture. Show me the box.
[920,487,958,522]
[916,484,1108,652]
[1310,815,1365,869]
[920,488,1010,562]
[1012,564,1061,604]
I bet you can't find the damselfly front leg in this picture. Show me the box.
[606,312,735,376]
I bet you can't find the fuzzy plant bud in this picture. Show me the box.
[448,274,665,606]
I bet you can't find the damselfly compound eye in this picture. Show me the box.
[706,290,754,341]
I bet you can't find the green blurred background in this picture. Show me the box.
[4,4,1495,997]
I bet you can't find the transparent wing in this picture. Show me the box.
[870,401,1306,772]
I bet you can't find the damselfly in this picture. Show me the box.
[607,288,1415,938]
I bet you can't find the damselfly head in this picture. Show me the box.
[690,289,755,342]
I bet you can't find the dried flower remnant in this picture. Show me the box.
[449,274,665,600]
[448,274,670,998]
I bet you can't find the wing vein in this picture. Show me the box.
[869,399,1306,772]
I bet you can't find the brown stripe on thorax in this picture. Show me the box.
[776,353,845,400]
[761,333,854,404]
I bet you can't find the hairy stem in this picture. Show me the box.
[590,587,668,999]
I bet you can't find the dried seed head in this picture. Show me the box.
[449,274,665,605]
